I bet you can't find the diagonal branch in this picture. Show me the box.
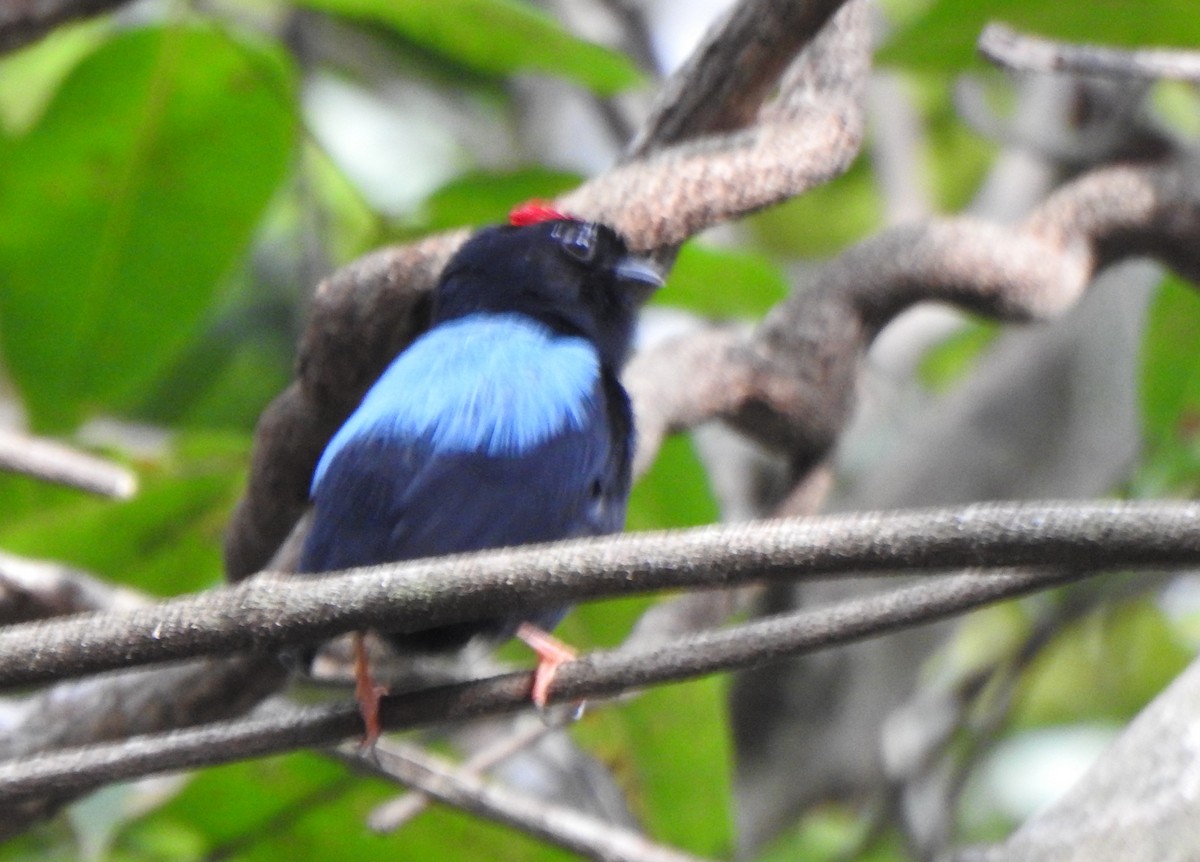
[0,0,130,54]
[347,738,712,862]
[980,22,1200,82]
[0,428,136,499]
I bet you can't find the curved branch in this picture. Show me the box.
[628,161,1200,468]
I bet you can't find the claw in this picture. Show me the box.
[515,622,579,710]
[353,632,388,750]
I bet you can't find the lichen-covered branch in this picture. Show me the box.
[627,161,1200,478]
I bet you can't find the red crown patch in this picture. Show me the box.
[508,200,574,226]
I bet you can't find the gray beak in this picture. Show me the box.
[614,255,664,300]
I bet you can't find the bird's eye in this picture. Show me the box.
[552,222,598,264]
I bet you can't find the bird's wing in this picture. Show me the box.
[299,374,632,573]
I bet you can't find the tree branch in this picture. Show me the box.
[347,737,711,862]
[0,564,1087,805]
[4,500,1200,688]
[0,655,286,838]
[0,428,136,499]
[627,160,1200,474]
[980,22,1200,82]
[0,0,131,54]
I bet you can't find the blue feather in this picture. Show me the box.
[312,314,601,493]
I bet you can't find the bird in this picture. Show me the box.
[297,203,663,743]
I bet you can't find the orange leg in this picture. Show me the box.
[515,622,578,708]
[353,631,389,749]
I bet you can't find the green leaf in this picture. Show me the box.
[918,319,1000,392]
[663,242,790,319]
[0,432,249,595]
[410,167,582,234]
[572,678,735,856]
[293,0,643,95]
[0,26,296,431]
[0,19,108,134]
[626,434,719,532]
[127,752,578,862]
[883,0,1200,72]
[1135,275,1200,496]
[1013,598,1192,727]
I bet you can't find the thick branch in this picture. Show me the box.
[625,0,853,152]
[0,565,1086,804]
[5,501,1200,688]
[628,161,1200,464]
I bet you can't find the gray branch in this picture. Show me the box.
[0,564,1085,805]
[0,429,136,500]
[980,22,1200,82]
[1,501,1197,688]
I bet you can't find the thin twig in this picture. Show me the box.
[980,22,1200,82]
[0,428,136,499]
[367,714,568,832]
[0,565,1085,804]
[347,737,709,862]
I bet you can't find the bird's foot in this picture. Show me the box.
[353,632,389,750]
[515,622,583,716]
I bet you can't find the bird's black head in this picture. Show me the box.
[432,219,662,369]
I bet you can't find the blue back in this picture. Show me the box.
[299,313,633,646]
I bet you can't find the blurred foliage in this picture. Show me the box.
[918,318,1000,392]
[755,807,908,862]
[293,0,644,95]
[408,167,583,235]
[0,0,1198,860]
[882,0,1200,71]
[1013,598,1192,728]
[0,26,296,431]
[1136,275,1200,496]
